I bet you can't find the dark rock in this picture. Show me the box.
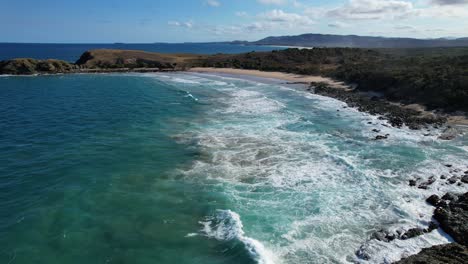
[394,243,468,264]
[440,175,447,179]
[445,164,453,168]
[461,175,468,184]
[355,245,371,260]
[374,135,388,140]
[409,179,417,186]
[434,192,468,246]
[425,221,439,232]
[418,176,436,189]
[371,229,396,242]
[313,85,446,130]
[372,129,380,133]
[426,195,441,206]
[441,193,458,201]
[400,228,425,240]
[447,176,458,184]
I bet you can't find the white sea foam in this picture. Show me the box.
[184,91,199,101]
[200,210,277,264]
[163,73,468,263]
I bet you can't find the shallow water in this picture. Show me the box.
[0,73,467,263]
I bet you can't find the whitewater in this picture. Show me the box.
[156,72,468,263]
[0,72,466,264]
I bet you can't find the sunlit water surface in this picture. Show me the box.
[0,73,467,264]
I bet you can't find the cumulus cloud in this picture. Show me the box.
[326,0,417,20]
[205,0,220,7]
[259,9,315,25]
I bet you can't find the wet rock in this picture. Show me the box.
[371,229,396,242]
[438,127,459,140]
[461,175,468,184]
[434,192,468,246]
[418,176,436,189]
[445,164,453,168]
[447,176,458,184]
[394,243,468,264]
[409,179,417,186]
[426,195,441,206]
[313,85,446,130]
[440,175,447,180]
[355,245,371,260]
[441,193,458,201]
[374,135,388,140]
[425,221,439,232]
[372,129,380,133]
[400,228,425,240]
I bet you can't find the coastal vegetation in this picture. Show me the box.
[1,47,467,115]
[200,47,468,113]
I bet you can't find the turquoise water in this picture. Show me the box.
[0,73,467,263]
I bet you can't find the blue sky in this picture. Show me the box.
[1,0,467,43]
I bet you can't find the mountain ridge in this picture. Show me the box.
[241,33,468,48]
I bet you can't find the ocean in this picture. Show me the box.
[0,43,284,62]
[1,72,467,264]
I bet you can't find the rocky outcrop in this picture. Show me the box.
[312,83,446,129]
[0,58,77,75]
[74,49,199,69]
[395,243,468,264]
[433,192,468,246]
[394,192,468,263]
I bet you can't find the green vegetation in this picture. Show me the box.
[0,58,76,75]
[1,47,467,113]
[200,48,468,112]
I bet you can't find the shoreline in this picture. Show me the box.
[1,65,467,263]
[189,67,349,89]
[188,67,467,131]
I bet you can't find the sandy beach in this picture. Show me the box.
[189,67,350,90]
[189,67,468,128]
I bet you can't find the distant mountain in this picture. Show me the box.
[248,33,468,48]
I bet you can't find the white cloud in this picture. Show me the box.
[168,21,193,28]
[328,21,350,28]
[431,0,468,5]
[257,0,287,5]
[205,0,220,7]
[235,11,248,17]
[259,9,315,25]
[326,0,417,20]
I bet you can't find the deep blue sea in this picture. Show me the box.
[1,72,467,264]
[0,43,284,62]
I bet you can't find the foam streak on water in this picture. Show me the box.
[159,73,468,264]
[200,210,276,264]
[1,73,467,264]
